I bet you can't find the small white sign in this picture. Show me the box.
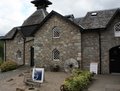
[115,31,120,37]
[32,68,44,83]
[90,62,98,74]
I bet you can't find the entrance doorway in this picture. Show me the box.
[30,46,34,67]
[109,46,120,73]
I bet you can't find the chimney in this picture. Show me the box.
[31,0,52,10]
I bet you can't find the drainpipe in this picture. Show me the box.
[4,40,6,61]
[98,31,102,74]
[23,38,26,65]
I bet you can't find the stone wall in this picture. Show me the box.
[6,32,24,65]
[81,32,100,71]
[34,15,81,71]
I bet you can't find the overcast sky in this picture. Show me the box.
[0,0,120,36]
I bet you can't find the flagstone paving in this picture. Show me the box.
[88,74,120,91]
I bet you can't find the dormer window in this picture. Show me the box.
[114,22,120,37]
[52,27,60,38]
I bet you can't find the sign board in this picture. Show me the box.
[90,62,98,74]
[32,68,44,83]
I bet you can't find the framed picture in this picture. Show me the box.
[32,68,44,83]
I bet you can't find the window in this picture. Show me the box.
[53,27,60,38]
[91,12,97,16]
[16,50,22,59]
[114,22,120,37]
[114,22,120,31]
[53,49,60,61]
[17,35,23,44]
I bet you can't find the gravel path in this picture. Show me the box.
[0,67,70,91]
[0,66,29,81]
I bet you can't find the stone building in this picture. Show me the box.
[1,0,120,74]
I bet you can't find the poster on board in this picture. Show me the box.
[32,68,44,83]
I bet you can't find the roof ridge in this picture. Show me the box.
[87,8,119,13]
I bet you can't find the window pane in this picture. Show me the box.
[54,30,60,37]
[53,27,60,38]
[53,49,60,60]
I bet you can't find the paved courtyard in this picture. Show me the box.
[0,66,28,81]
[88,74,120,91]
[0,67,120,91]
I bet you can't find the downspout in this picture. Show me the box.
[4,40,6,61]
[23,38,26,65]
[98,31,102,74]
[81,32,83,70]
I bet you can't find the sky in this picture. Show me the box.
[0,0,120,36]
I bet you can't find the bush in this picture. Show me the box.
[0,61,18,72]
[63,69,93,91]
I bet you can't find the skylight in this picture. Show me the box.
[91,12,97,16]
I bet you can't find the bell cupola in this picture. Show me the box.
[31,0,52,10]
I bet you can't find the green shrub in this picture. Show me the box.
[63,69,93,91]
[0,61,18,72]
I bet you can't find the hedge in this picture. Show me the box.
[0,61,18,72]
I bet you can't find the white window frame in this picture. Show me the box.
[114,22,120,37]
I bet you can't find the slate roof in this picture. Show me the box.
[3,8,120,40]
[74,17,84,25]
[2,27,17,40]
[2,24,39,40]
[75,8,119,29]
[19,24,39,37]
[22,9,48,26]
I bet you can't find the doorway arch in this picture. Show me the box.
[109,45,120,73]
